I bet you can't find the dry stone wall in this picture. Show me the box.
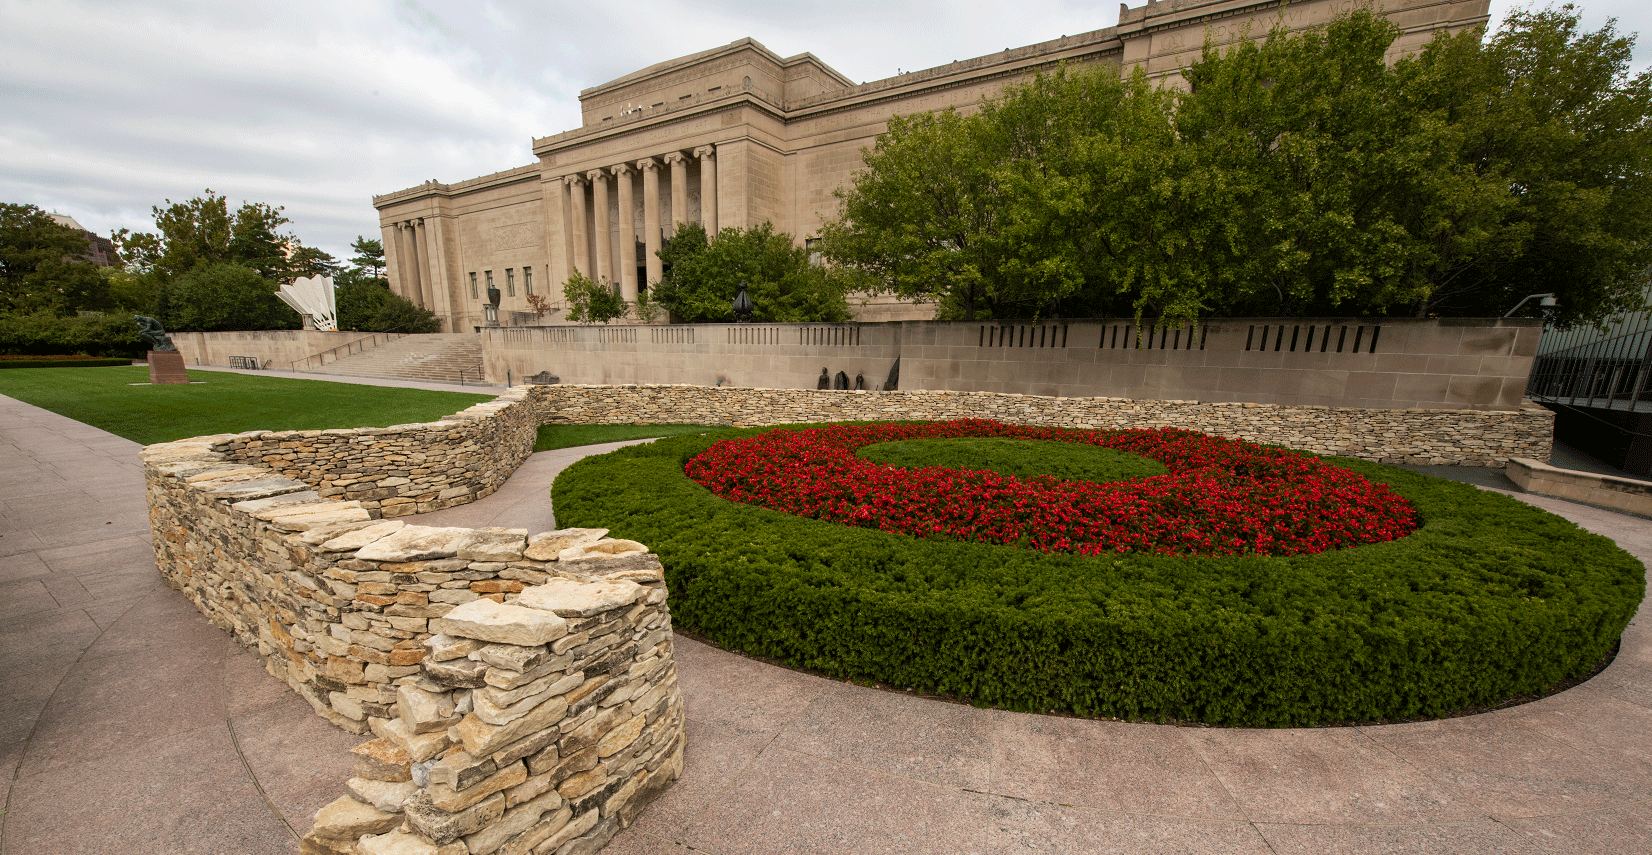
[526,384,1554,467]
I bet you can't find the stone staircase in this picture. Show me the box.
[303,333,488,385]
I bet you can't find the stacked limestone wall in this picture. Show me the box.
[525,384,1554,468]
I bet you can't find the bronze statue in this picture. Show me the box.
[135,316,176,352]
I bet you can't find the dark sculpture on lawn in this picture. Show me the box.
[135,316,176,352]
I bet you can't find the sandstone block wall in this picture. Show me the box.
[525,385,1554,468]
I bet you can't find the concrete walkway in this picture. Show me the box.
[2,377,1650,854]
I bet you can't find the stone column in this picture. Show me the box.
[567,175,590,278]
[414,218,436,311]
[694,146,717,234]
[587,169,611,284]
[638,157,663,288]
[612,163,638,304]
[400,221,425,309]
[665,152,689,233]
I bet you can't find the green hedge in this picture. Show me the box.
[0,357,132,368]
[553,427,1646,726]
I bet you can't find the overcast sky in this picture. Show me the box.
[3,0,1648,264]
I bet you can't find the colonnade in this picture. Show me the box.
[559,145,717,303]
[389,217,434,311]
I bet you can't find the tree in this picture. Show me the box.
[112,190,317,283]
[0,203,109,315]
[653,222,852,322]
[819,7,1652,328]
[333,268,438,332]
[561,272,629,323]
[156,262,298,332]
[349,237,385,278]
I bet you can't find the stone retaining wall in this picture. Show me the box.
[143,433,683,855]
[528,384,1554,468]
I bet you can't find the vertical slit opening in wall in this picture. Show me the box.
[1173,328,1182,349]
[1200,326,1208,350]
[1353,326,1365,352]
[1246,325,1255,351]
[1062,325,1069,347]
[1368,326,1381,353]
[1336,326,1347,352]
[1304,326,1315,352]
[1289,325,1300,352]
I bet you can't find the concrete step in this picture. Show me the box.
[307,333,484,384]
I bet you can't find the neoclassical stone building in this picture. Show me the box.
[374,0,1490,331]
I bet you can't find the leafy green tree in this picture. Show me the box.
[653,222,852,322]
[562,272,628,323]
[0,310,145,357]
[0,203,109,315]
[333,269,438,332]
[349,237,385,278]
[156,262,298,332]
[112,190,318,284]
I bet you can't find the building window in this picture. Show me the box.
[506,268,516,297]
[469,273,478,299]
[523,266,533,295]
[485,271,494,295]
[806,238,824,267]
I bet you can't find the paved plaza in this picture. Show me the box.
[2,372,1650,854]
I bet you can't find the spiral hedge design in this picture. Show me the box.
[553,423,1645,726]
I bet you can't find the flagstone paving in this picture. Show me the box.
[1,375,1648,854]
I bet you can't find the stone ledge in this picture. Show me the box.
[1507,458,1652,519]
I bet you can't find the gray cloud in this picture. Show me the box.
[1,0,1646,262]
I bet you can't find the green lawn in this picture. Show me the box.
[533,422,722,452]
[0,366,495,445]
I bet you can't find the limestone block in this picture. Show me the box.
[356,829,441,855]
[229,490,321,515]
[456,527,528,562]
[472,684,560,727]
[427,750,498,790]
[352,737,412,783]
[370,715,453,763]
[398,685,460,734]
[523,528,607,561]
[424,633,487,662]
[346,776,419,813]
[488,805,570,855]
[403,791,506,845]
[320,520,408,551]
[481,670,582,709]
[356,526,474,562]
[183,464,268,483]
[535,809,598,855]
[425,760,526,812]
[558,553,664,583]
[471,643,551,673]
[455,695,570,756]
[596,714,646,758]
[430,599,567,646]
[461,789,564,855]
[556,539,647,563]
[423,656,488,689]
[307,794,402,841]
[517,577,644,618]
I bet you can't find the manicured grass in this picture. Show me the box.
[858,436,1169,483]
[533,422,722,452]
[0,366,495,445]
[554,424,1645,726]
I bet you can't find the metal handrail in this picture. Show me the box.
[457,362,485,385]
[289,331,409,371]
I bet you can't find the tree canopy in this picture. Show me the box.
[820,6,1652,327]
[0,203,109,316]
[652,222,853,323]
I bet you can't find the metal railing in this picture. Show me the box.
[457,362,486,385]
[1526,318,1652,414]
[289,332,409,372]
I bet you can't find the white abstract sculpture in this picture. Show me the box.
[277,275,339,331]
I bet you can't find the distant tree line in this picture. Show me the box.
[0,191,437,356]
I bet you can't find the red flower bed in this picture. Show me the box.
[685,420,1417,557]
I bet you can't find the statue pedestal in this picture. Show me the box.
[148,351,190,385]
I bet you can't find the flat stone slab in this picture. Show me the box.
[524,528,607,561]
[456,527,528,562]
[321,520,409,552]
[431,599,569,646]
[356,525,474,562]
[517,577,645,618]
[556,538,647,562]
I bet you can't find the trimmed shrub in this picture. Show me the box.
[553,426,1645,726]
[0,357,131,368]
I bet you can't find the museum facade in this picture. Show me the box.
[373,0,1491,332]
